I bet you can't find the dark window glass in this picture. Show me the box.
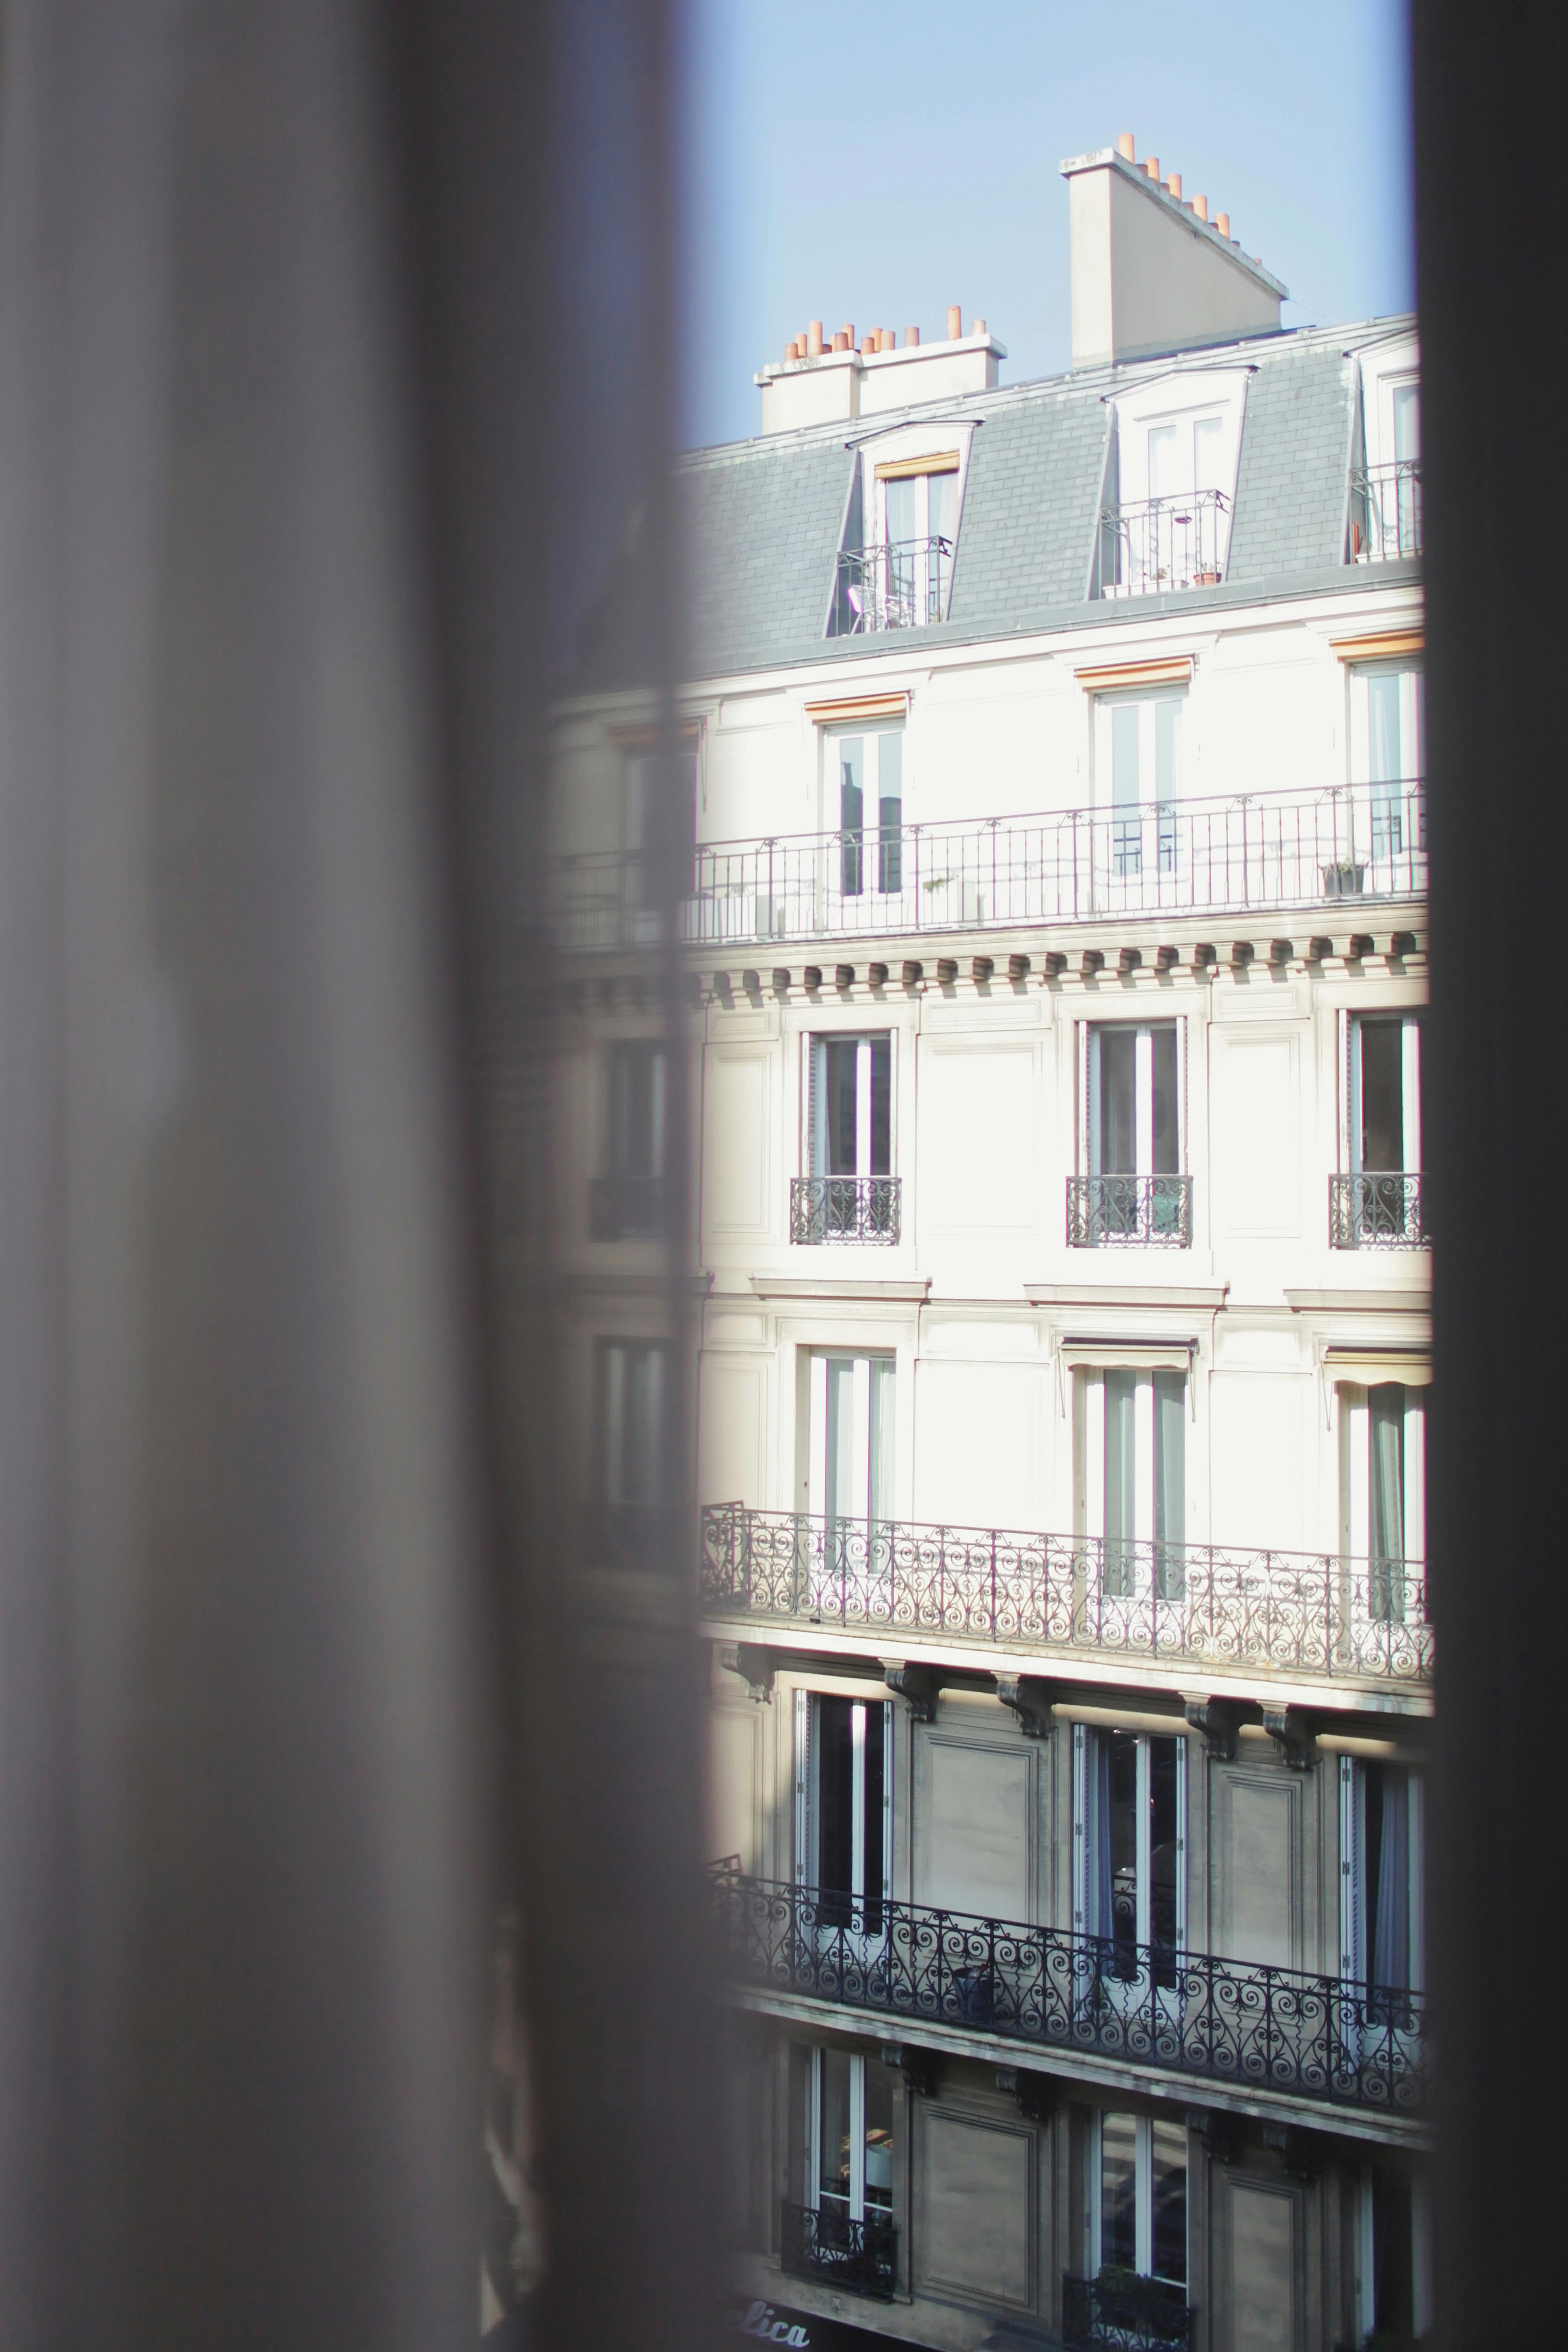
[1150,1026,1179,1173]
[1097,1026,1137,1173]
[825,1039,859,1173]
[607,1041,665,1177]
[1100,2112,1138,2270]
[1150,2118,1188,2286]
[1360,1016,1406,1168]
[869,1036,890,1175]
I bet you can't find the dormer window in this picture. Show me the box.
[1095,369,1249,597]
[829,428,974,635]
[1353,335,1421,561]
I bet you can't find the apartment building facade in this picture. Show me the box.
[552,139,1429,2352]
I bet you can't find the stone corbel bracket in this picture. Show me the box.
[880,2043,939,2098]
[882,1660,942,1721]
[1182,1694,1242,1761]
[995,1675,1056,1738]
[996,2066,1058,2124]
[719,1641,776,1705]
[1262,1705,1317,1770]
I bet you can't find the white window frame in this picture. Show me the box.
[1088,2107,1189,2286]
[1347,660,1425,789]
[804,1031,894,1178]
[1071,1722,1189,1951]
[1080,1019,1186,1177]
[1337,1381,1427,1570]
[597,1338,668,1507]
[806,1351,896,1525]
[793,1687,893,1903]
[1102,367,1251,594]
[1358,334,1421,475]
[830,421,978,635]
[604,1037,668,1179]
[806,2047,893,2224]
[1338,1755,1425,1993]
[820,722,906,892]
[1345,1012,1422,1176]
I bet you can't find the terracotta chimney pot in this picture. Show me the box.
[832,331,849,351]
[1216,212,1231,238]
[972,317,987,338]
[905,326,920,346]
[1145,157,1159,179]
[1165,173,1181,199]
[1116,132,1135,161]
[807,319,824,356]
[1193,194,1209,221]
[947,304,962,339]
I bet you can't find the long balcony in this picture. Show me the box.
[1068,1173,1192,1249]
[1350,461,1422,561]
[1096,490,1230,597]
[832,535,954,635]
[1330,1171,1427,1249]
[1063,2273,1193,2352]
[780,2201,896,2301]
[790,1175,901,1246]
[715,1872,1428,2121]
[554,781,1426,953]
[699,1503,1432,1691]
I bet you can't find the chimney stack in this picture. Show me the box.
[756,307,1005,432]
[1059,139,1286,368]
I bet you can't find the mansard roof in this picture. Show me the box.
[573,315,1418,690]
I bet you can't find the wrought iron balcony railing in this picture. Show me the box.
[1062,2272,1193,2352]
[714,1872,1427,2119]
[589,1172,667,1241]
[552,780,1426,952]
[790,1174,901,1245]
[1330,1171,1428,1249]
[1068,1173,1192,1249]
[1096,490,1230,597]
[780,2201,896,2301]
[832,535,954,635]
[699,1503,1432,1687]
[1350,461,1423,562]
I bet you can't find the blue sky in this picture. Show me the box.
[678,0,1413,450]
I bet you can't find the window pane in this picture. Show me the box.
[1148,1736,1180,1956]
[869,1036,891,1174]
[1108,1730,1138,1965]
[1147,423,1180,499]
[1100,2111,1138,2270]
[876,732,902,893]
[926,470,956,544]
[1103,1374,1137,1596]
[868,1357,895,1525]
[1112,704,1141,809]
[1153,1371,1185,1597]
[1155,699,1180,876]
[1368,670,1403,782]
[825,1037,858,1173]
[608,1042,664,1176]
[863,2058,894,2210]
[1369,1384,1406,1564]
[883,476,915,542]
[1392,383,1420,463]
[1095,1027,1137,1174]
[816,1696,856,1904]
[817,2046,853,2207]
[1149,2118,1188,2285]
[1149,1024,1179,1174]
[1358,1017,1405,1169]
[839,738,864,895]
[861,1703,885,1929]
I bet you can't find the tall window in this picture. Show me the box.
[809,1035,891,1178]
[1340,1758,1424,2004]
[1349,1015,1420,1176]
[874,454,957,626]
[595,1339,668,1512]
[1094,2109,1188,2291]
[797,1691,891,1930]
[1146,410,1226,502]
[808,2048,894,2227]
[1081,1370,1187,1600]
[1075,1726,1185,1985]
[831,728,903,897]
[807,1353,895,1527]
[1340,1382,1425,1620]
[1088,1024,1180,1181]
[623,740,698,909]
[1098,692,1182,881]
[1351,661,1424,867]
[593,1040,668,1239]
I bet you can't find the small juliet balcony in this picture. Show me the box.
[1350,462,1423,562]
[832,536,954,635]
[1063,2271,1193,2352]
[699,1502,1433,1691]
[780,2200,896,2302]
[790,1175,901,1246]
[1096,490,1230,598]
[589,1172,667,1241]
[1069,1173,1192,1249]
[714,1872,1428,2121]
[1330,1172,1428,1250]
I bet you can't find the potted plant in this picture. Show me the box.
[1322,858,1366,897]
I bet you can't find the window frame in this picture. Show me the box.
[593,1335,671,1509]
[820,719,906,893]
[1087,2105,1190,2289]
[803,1028,896,1179]
[1079,1017,1187,1179]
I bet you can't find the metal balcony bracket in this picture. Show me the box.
[1182,1695,1241,1762]
[1261,1705,1317,1770]
[995,1675,1056,1738]
[996,2067,1057,2124]
[719,1641,775,1705]
[1186,2107,1244,2166]
[882,1660,942,1722]
[880,2044,939,2098]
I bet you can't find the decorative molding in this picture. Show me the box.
[1025,1282,1228,1308]
[749,1275,930,1302]
[1285,1287,1429,1313]
[874,451,960,480]
[1186,2107,1245,2166]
